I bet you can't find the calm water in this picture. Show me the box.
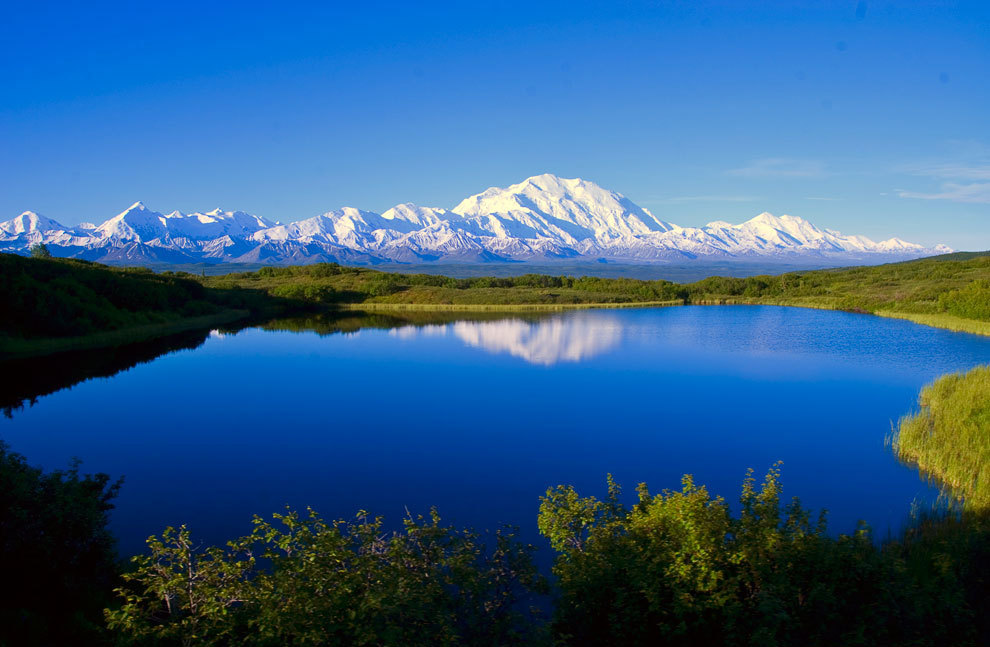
[5,305,990,556]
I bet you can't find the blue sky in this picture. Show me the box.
[1,1,987,249]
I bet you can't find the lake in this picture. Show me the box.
[4,305,990,557]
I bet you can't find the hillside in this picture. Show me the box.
[0,254,286,356]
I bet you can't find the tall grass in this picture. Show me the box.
[892,366,990,508]
[340,300,682,312]
[876,311,990,337]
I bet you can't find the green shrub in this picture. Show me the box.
[0,442,121,645]
[538,467,979,646]
[107,510,547,647]
[270,283,335,302]
[939,280,990,320]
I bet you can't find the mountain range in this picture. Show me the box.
[0,174,951,266]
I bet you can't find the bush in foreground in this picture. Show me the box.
[538,466,986,646]
[105,465,990,647]
[0,442,121,646]
[106,509,547,647]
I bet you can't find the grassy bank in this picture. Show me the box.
[876,311,990,337]
[339,299,682,312]
[891,366,990,508]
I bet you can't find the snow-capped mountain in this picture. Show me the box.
[0,174,952,265]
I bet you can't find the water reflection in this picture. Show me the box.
[0,329,214,417]
[449,315,622,365]
[1,311,577,415]
[385,314,623,365]
[267,310,626,365]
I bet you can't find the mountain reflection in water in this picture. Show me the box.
[389,314,622,366]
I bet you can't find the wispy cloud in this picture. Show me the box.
[896,153,990,203]
[727,158,827,179]
[897,183,990,204]
[904,163,990,181]
[660,195,760,203]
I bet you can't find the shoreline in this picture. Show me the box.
[0,309,249,360]
[340,299,990,338]
[337,299,684,312]
[3,300,988,363]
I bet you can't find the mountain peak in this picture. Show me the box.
[0,210,64,236]
[111,201,155,220]
[452,173,674,238]
[745,212,783,226]
[518,173,579,188]
[514,173,614,197]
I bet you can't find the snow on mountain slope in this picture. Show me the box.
[95,203,277,244]
[452,173,675,244]
[381,204,453,229]
[164,208,277,241]
[95,202,169,242]
[0,174,952,264]
[0,211,64,237]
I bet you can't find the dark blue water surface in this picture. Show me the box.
[5,305,990,556]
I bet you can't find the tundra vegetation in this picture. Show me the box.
[3,250,990,356]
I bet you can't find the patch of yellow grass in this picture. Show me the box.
[338,300,683,312]
[876,311,990,337]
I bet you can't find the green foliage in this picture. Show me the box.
[0,253,304,343]
[939,280,990,320]
[365,273,402,297]
[269,283,335,303]
[29,243,52,258]
[0,450,974,647]
[892,365,990,508]
[107,508,547,647]
[0,441,121,646]
[106,525,254,646]
[538,467,985,646]
[0,253,220,339]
